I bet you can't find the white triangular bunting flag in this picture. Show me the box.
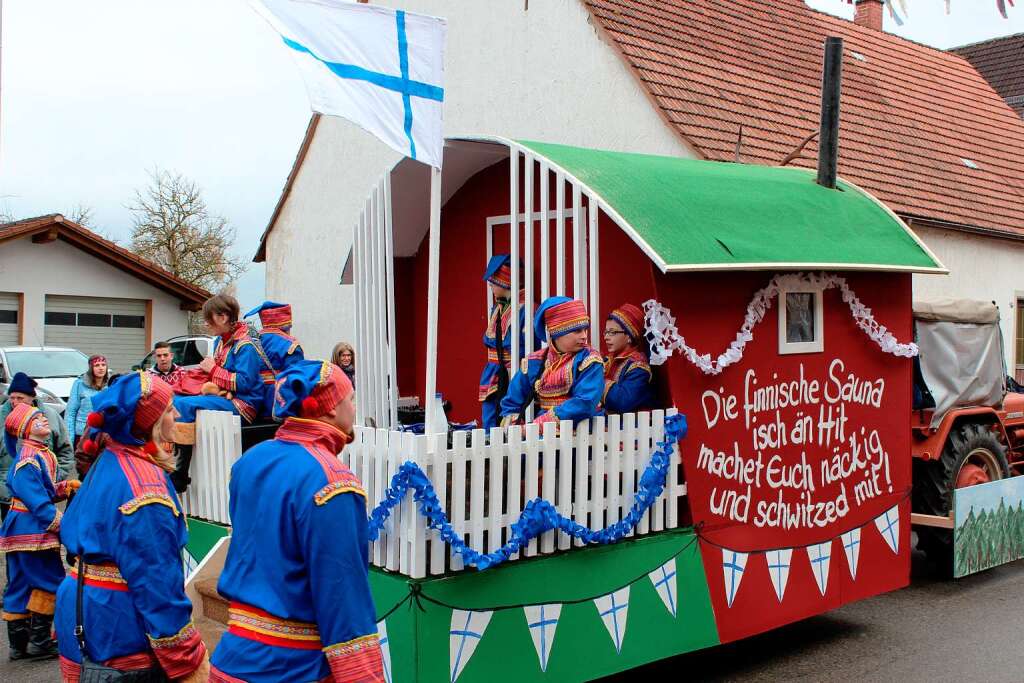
[721,549,748,607]
[647,559,678,617]
[764,548,793,602]
[449,609,492,683]
[377,620,393,683]
[806,541,832,596]
[841,528,862,579]
[524,603,562,671]
[593,587,630,653]
[874,505,900,554]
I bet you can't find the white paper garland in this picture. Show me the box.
[643,272,918,374]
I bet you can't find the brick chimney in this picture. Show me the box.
[854,0,884,31]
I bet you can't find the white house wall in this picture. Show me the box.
[911,225,1024,371]
[264,0,696,357]
[0,237,189,349]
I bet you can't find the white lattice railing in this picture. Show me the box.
[344,408,686,579]
[180,410,242,525]
[179,408,687,580]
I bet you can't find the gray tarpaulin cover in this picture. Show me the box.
[915,309,1004,428]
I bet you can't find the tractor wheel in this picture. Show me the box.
[913,422,1010,571]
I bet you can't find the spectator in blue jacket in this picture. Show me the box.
[65,355,110,444]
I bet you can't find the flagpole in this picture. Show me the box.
[424,165,442,441]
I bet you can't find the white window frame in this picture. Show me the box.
[778,285,824,355]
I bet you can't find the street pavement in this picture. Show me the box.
[609,541,1024,682]
[3,539,1024,682]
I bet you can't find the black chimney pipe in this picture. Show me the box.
[816,36,843,189]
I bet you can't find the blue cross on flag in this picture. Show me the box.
[251,0,447,169]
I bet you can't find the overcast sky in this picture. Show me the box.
[1,0,1021,314]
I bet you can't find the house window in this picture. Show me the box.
[44,311,76,326]
[779,287,824,354]
[1016,300,1024,384]
[77,313,112,327]
[113,315,145,329]
[0,309,16,325]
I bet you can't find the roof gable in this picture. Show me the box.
[0,214,211,310]
[955,33,1024,116]
[584,0,1024,236]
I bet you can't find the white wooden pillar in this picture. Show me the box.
[523,155,534,357]
[539,163,550,302]
[555,173,566,297]
[354,211,365,424]
[588,193,600,343]
[424,167,443,437]
[383,174,399,428]
[572,184,584,300]
[509,150,521,373]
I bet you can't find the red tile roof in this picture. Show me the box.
[0,214,211,310]
[584,0,1024,236]
[955,32,1024,117]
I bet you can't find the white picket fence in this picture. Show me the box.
[343,408,686,579]
[179,410,242,525]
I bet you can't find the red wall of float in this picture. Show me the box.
[396,161,912,644]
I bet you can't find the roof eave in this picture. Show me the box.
[662,262,949,275]
[254,113,321,263]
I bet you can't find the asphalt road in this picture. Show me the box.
[3,540,1024,682]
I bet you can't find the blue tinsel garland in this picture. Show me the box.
[366,414,687,571]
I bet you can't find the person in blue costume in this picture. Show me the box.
[602,303,655,415]
[210,360,384,683]
[172,294,271,445]
[500,297,605,427]
[479,254,528,429]
[2,403,79,661]
[53,372,209,682]
[245,300,305,419]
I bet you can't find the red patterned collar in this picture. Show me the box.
[105,440,161,468]
[604,347,649,381]
[276,418,350,454]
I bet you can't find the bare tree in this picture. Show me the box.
[65,203,95,228]
[128,168,245,331]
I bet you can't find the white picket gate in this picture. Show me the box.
[180,410,242,525]
[342,408,686,579]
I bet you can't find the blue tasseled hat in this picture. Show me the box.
[273,360,353,421]
[83,371,175,448]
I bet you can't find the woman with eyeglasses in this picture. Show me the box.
[602,304,654,415]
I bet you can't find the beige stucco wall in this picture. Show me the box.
[0,236,190,347]
[911,224,1024,371]
[264,0,697,358]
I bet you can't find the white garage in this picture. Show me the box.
[0,214,210,369]
[0,292,19,346]
[44,295,148,372]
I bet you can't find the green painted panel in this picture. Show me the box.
[185,517,230,566]
[517,140,941,272]
[370,528,719,682]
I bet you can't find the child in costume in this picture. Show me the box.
[479,254,528,429]
[209,360,384,682]
[172,294,270,444]
[602,303,654,414]
[2,404,78,661]
[54,372,209,682]
[245,300,306,419]
[500,296,605,426]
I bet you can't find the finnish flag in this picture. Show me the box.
[251,0,447,168]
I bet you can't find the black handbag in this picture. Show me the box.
[76,559,170,683]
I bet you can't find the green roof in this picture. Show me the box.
[517,140,944,273]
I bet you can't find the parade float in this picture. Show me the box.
[180,117,960,679]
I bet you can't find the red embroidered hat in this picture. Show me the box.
[609,303,645,344]
[245,301,293,329]
[6,403,42,440]
[542,298,590,341]
[86,372,174,446]
[274,360,354,420]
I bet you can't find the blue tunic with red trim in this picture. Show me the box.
[499,346,605,424]
[603,349,654,415]
[210,418,383,683]
[257,329,305,418]
[1,440,66,617]
[174,323,268,424]
[479,295,529,429]
[54,442,206,679]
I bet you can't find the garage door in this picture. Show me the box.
[0,293,18,346]
[44,295,147,372]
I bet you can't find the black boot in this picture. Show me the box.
[25,612,58,659]
[7,618,30,661]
